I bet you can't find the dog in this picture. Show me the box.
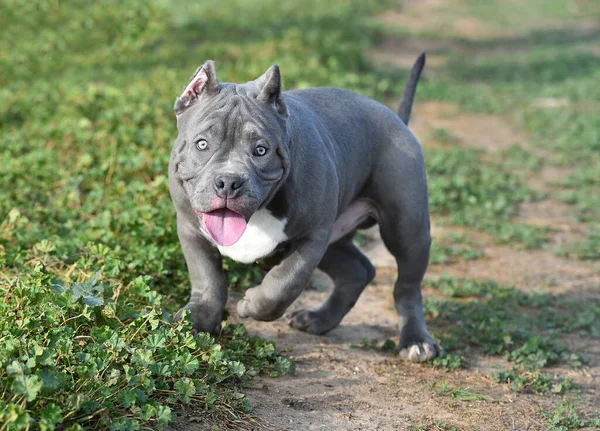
[169,54,439,362]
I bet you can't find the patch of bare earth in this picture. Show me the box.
[230,225,599,430]
[411,101,525,153]
[377,0,600,42]
[367,38,451,70]
[232,276,553,431]
[377,0,509,40]
[370,0,600,79]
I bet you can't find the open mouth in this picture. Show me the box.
[195,208,247,247]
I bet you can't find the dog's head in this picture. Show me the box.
[173,61,290,246]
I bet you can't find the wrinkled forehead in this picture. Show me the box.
[178,83,279,141]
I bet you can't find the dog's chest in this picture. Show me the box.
[217,210,288,264]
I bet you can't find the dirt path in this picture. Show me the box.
[237,4,599,429]
[174,2,600,430]
[234,129,600,427]
[236,232,598,431]
[237,224,599,431]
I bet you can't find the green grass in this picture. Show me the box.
[463,0,597,29]
[430,380,491,402]
[494,369,574,394]
[424,274,598,423]
[399,0,600,426]
[555,224,600,260]
[427,146,548,248]
[379,0,600,257]
[410,422,466,431]
[544,401,600,431]
[419,27,600,413]
[429,233,485,265]
[424,275,597,366]
[430,353,467,372]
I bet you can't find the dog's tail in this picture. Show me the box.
[397,53,426,126]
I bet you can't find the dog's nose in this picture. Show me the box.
[214,174,246,197]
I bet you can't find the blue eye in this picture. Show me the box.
[254,145,268,156]
[196,139,208,151]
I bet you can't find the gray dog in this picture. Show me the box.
[169,54,439,362]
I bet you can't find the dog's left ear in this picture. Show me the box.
[174,60,220,114]
[254,65,288,118]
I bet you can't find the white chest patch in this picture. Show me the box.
[216,209,288,264]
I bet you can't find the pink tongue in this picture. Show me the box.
[203,209,247,246]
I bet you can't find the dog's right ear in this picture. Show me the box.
[174,60,220,114]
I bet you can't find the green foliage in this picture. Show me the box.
[390,0,600,425]
[381,339,397,352]
[555,224,600,261]
[494,369,573,394]
[544,402,586,431]
[0,0,393,291]
[430,353,467,372]
[430,381,490,402]
[500,144,544,172]
[0,266,293,430]
[426,146,548,248]
[463,0,599,28]
[424,275,587,370]
[429,234,484,265]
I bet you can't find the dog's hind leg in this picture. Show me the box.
[379,210,439,362]
[371,135,441,362]
[288,234,375,335]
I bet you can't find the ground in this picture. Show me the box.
[2,1,596,430]
[173,2,600,429]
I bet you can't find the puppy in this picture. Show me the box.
[169,54,438,362]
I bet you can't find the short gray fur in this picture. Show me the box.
[169,54,440,362]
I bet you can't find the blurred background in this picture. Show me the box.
[2,0,598,293]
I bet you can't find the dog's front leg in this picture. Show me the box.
[175,214,228,335]
[237,230,330,321]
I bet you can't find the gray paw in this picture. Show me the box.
[287,308,338,335]
[399,340,441,362]
[237,287,285,321]
[174,302,222,336]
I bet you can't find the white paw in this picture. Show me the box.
[399,341,440,362]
